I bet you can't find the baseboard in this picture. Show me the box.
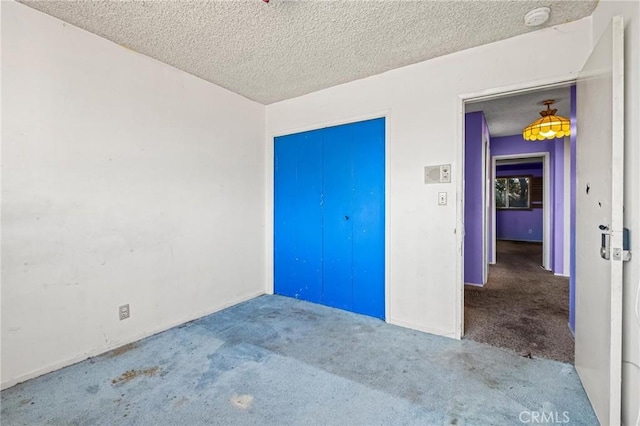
[464,282,484,287]
[554,272,570,277]
[0,290,265,390]
[387,317,456,339]
[567,322,575,338]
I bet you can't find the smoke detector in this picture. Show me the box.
[524,7,551,27]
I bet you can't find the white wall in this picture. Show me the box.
[266,18,593,336]
[1,2,265,389]
[591,2,640,425]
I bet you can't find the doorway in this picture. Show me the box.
[461,84,575,363]
[491,153,551,270]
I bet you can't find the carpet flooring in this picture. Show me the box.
[1,295,596,425]
[464,240,574,364]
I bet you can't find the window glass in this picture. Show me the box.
[495,178,507,208]
[496,176,530,209]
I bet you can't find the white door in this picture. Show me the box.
[575,15,624,425]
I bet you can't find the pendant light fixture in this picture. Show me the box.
[522,100,571,141]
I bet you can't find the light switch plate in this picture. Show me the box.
[438,192,447,205]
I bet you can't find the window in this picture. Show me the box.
[495,176,531,209]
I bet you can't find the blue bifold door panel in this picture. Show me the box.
[274,118,385,319]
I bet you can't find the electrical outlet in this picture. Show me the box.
[119,304,130,320]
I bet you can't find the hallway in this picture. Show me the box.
[464,240,574,363]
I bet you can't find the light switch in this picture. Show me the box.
[438,192,447,205]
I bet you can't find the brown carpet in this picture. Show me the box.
[464,240,574,364]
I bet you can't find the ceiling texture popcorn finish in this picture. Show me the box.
[19,0,597,105]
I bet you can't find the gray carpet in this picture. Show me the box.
[1,294,595,425]
[464,240,574,364]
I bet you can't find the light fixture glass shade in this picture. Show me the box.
[522,100,571,141]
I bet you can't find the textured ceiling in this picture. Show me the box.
[466,86,572,137]
[19,0,597,104]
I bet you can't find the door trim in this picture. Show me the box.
[482,137,490,283]
[455,74,576,339]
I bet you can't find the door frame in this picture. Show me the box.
[482,136,491,281]
[455,75,576,339]
[266,110,391,319]
[492,153,550,270]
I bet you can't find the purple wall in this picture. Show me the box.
[496,164,544,242]
[496,165,543,176]
[553,139,565,275]
[490,134,566,275]
[464,112,487,285]
[490,135,555,157]
[569,85,577,333]
[496,210,544,241]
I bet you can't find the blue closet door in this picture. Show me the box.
[322,124,354,312]
[274,118,385,320]
[274,130,323,304]
[350,119,385,319]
